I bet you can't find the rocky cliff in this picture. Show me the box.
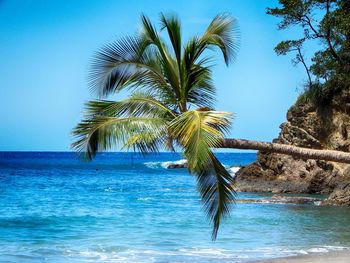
[235,88,350,205]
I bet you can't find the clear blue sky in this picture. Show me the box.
[0,0,309,151]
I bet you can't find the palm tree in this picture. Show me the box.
[72,13,239,239]
[72,13,350,240]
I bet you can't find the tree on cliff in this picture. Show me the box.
[221,0,350,162]
[268,0,350,105]
[72,13,350,239]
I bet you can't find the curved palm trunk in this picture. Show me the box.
[218,138,350,164]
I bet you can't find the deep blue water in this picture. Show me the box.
[0,152,350,263]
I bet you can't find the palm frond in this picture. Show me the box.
[160,13,182,65]
[84,92,176,119]
[182,14,239,69]
[182,15,238,108]
[170,109,232,167]
[183,36,201,68]
[141,14,182,101]
[140,14,161,46]
[169,109,234,239]
[198,153,236,240]
[200,13,240,65]
[72,116,168,160]
[122,130,165,153]
[185,58,216,108]
[88,36,169,98]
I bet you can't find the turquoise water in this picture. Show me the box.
[0,152,350,262]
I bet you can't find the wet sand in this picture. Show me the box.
[252,250,350,263]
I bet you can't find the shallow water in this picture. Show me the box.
[0,152,349,262]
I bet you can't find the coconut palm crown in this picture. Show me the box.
[72,13,239,239]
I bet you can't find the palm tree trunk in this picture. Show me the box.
[218,138,350,164]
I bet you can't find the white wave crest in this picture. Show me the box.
[161,159,188,169]
[144,159,188,169]
[229,166,241,175]
[143,161,163,169]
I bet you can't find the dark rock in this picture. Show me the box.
[322,184,350,206]
[236,94,350,206]
[163,159,188,169]
[166,163,188,169]
[238,195,322,205]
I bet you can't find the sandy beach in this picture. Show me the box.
[253,250,350,263]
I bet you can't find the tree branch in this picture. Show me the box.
[296,47,312,88]
[300,6,341,64]
[301,15,322,38]
[324,0,342,63]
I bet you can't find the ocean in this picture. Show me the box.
[0,152,349,262]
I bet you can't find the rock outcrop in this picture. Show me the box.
[236,88,350,205]
[162,159,188,169]
[237,195,322,205]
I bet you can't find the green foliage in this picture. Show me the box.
[274,40,304,56]
[170,110,232,170]
[72,13,239,239]
[72,116,168,159]
[268,0,350,105]
[169,110,235,239]
[296,82,331,106]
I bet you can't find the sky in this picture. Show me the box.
[0,0,310,151]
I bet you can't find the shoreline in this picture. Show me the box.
[251,249,350,263]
